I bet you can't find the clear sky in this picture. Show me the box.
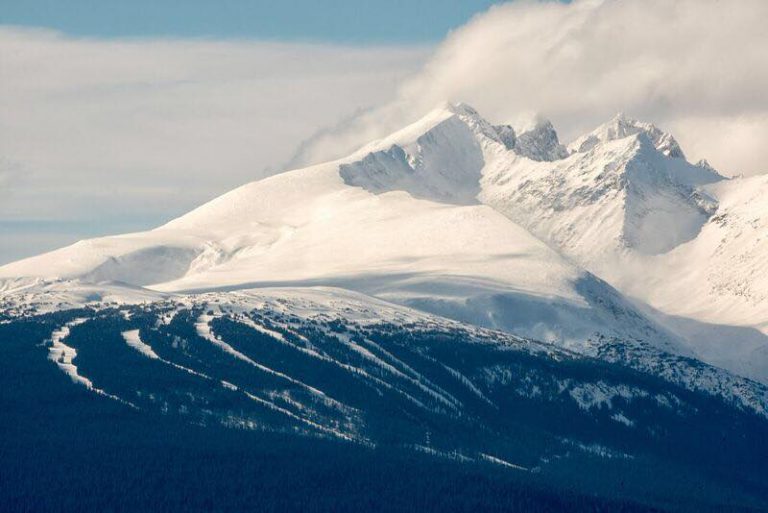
[0,0,502,43]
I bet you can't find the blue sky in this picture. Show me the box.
[0,0,502,43]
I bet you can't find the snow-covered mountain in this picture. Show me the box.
[482,113,722,259]
[0,104,682,361]
[2,102,765,384]
[3,101,768,511]
[472,110,768,382]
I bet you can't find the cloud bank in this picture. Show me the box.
[2,0,766,263]
[295,0,768,177]
[0,27,427,262]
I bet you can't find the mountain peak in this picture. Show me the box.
[338,101,491,205]
[488,115,568,162]
[570,114,686,159]
[512,118,569,162]
[610,111,632,125]
[443,101,481,118]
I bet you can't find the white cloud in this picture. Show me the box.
[0,27,428,243]
[3,1,767,263]
[295,0,768,177]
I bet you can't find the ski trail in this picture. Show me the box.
[234,316,433,412]
[121,324,353,438]
[49,319,91,388]
[480,453,529,471]
[121,329,159,359]
[121,327,210,380]
[48,319,137,408]
[196,313,350,411]
[237,316,332,362]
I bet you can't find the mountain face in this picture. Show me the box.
[482,122,722,257]
[469,111,768,383]
[496,118,569,162]
[1,102,767,511]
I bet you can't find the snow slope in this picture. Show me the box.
[624,175,768,331]
[615,175,768,382]
[0,104,686,361]
[474,112,767,381]
[0,103,765,383]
